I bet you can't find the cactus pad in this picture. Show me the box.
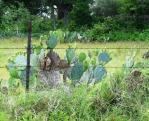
[14,55,27,70]
[66,48,77,64]
[79,53,86,62]
[98,52,110,64]
[71,62,83,81]
[46,35,58,50]
[94,65,107,82]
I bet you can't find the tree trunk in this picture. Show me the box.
[63,10,69,27]
[50,1,56,30]
[57,4,64,19]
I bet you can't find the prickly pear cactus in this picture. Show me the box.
[93,65,107,82]
[92,49,99,56]
[71,62,83,81]
[126,56,134,68]
[18,69,35,85]
[78,53,86,62]
[80,66,94,84]
[83,61,90,72]
[9,68,19,79]
[66,67,73,79]
[39,49,45,60]
[7,62,15,71]
[98,52,110,64]
[66,48,77,64]
[14,55,27,70]
[88,50,92,58]
[30,54,39,70]
[46,35,58,50]
[125,56,134,74]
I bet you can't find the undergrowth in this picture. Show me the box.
[0,69,149,121]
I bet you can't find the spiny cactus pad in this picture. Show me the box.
[71,62,83,81]
[126,56,134,68]
[30,54,39,70]
[10,69,19,79]
[98,52,110,64]
[79,53,86,62]
[80,66,94,84]
[83,61,89,72]
[39,49,45,59]
[46,35,58,50]
[66,48,77,64]
[18,69,35,84]
[14,55,27,70]
[94,65,107,82]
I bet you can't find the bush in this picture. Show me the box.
[32,16,53,34]
[0,2,30,37]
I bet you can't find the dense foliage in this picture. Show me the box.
[0,0,149,41]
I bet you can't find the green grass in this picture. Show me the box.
[0,38,149,80]
[0,38,149,121]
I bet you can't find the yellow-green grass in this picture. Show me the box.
[0,37,149,80]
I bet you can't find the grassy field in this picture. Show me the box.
[0,38,149,80]
[0,38,149,121]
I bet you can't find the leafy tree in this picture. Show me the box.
[0,0,4,23]
[91,0,120,17]
[119,0,149,15]
[118,0,149,29]
[1,2,30,34]
[45,0,73,29]
[2,0,44,15]
[68,0,93,30]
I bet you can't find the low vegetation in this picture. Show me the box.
[0,38,149,120]
[0,0,149,120]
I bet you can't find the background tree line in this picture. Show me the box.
[0,0,149,41]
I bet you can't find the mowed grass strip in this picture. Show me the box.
[0,38,149,80]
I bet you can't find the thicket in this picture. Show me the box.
[0,0,149,41]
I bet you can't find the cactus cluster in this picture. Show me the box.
[7,33,111,88]
[7,53,39,86]
[65,47,110,84]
